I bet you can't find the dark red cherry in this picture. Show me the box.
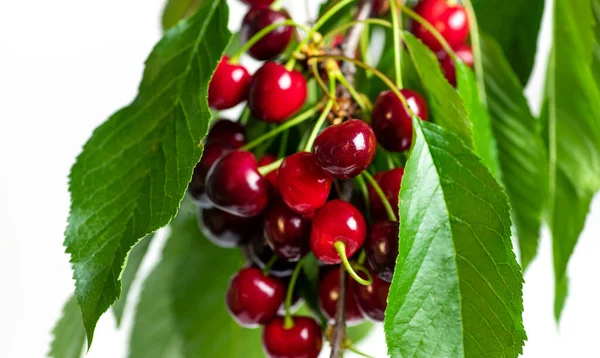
[367,168,404,221]
[354,270,391,322]
[244,236,296,277]
[206,119,246,148]
[313,119,377,179]
[205,150,270,217]
[310,200,367,264]
[262,316,323,358]
[241,0,275,6]
[188,142,231,205]
[318,267,364,326]
[258,154,279,189]
[241,7,292,61]
[197,207,260,248]
[226,267,286,327]
[208,56,252,110]
[278,152,332,215]
[264,200,311,262]
[412,0,469,52]
[438,44,474,86]
[248,62,308,123]
[371,89,429,152]
[365,220,399,282]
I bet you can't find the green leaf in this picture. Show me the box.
[130,200,263,358]
[546,0,600,320]
[48,296,86,358]
[480,35,548,270]
[64,1,231,345]
[162,0,207,30]
[403,32,472,145]
[347,321,375,343]
[384,119,526,357]
[471,0,545,85]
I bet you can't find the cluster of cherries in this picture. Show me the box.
[190,0,471,357]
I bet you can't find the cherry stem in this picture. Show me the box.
[241,105,320,151]
[303,73,337,152]
[322,19,393,41]
[354,175,371,221]
[284,258,304,329]
[310,60,336,102]
[263,255,278,276]
[334,241,373,286]
[399,5,457,60]
[361,170,398,222]
[462,0,487,104]
[357,249,366,265]
[258,158,283,176]
[239,107,251,126]
[389,0,403,88]
[334,72,370,115]
[278,130,289,158]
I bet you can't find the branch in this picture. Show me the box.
[330,267,348,358]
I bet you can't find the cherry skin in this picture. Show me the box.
[318,267,365,326]
[438,44,474,86]
[244,236,296,277]
[310,200,367,265]
[412,0,469,52]
[368,168,404,221]
[241,7,292,61]
[226,267,286,327]
[354,270,391,322]
[313,119,377,179]
[197,207,261,248]
[205,119,246,148]
[208,56,252,110]
[248,62,308,123]
[371,89,429,152]
[241,0,275,6]
[258,154,279,190]
[264,200,312,262]
[262,316,323,358]
[278,152,332,215]
[205,150,270,217]
[364,220,399,282]
[188,142,231,205]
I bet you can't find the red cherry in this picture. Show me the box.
[371,89,429,152]
[241,8,292,61]
[258,154,279,190]
[248,62,308,123]
[188,142,231,205]
[313,119,377,179]
[206,119,246,148]
[262,316,323,358]
[411,0,469,52]
[241,0,275,6]
[244,236,296,277]
[208,56,252,110]
[226,267,286,327]
[310,200,367,265]
[264,200,311,262]
[367,168,404,221]
[278,152,332,215]
[438,44,474,86]
[354,270,391,322]
[205,150,271,217]
[365,220,399,282]
[197,207,261,248]
[318,267,365,326]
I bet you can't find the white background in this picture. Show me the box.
[0,0,599,357]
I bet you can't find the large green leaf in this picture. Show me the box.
[480,35,548,270]
[162,0,207,30]
[64,1,231,345]
[48,296,86,358]
[384,119,526,357]
[546,0,600,320]
[471,0,545,85]
[403,32,472,145]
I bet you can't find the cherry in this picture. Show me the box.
[438,44,474,86]
[241,7,292,61]
[313,119,377,179]
[197,207,260,248]
[226,267,286,327]
[205,150,270,217]
[278,152,332,215]
[262,316,323,358]
[411,0,469,52]
[208,56,252,110]
[248,62,308,123]
[241,0,275,6]
[367,168,404,221]
[364,220,399,282]
[206,119,246,148]
[258,154,279,190]
[264,200,311,262]
[318,267,364,326]
[371,89,429,152]
[354,270,391,322]
[188,142,231,205]
[244,236,296,277]
[310,200,367,265]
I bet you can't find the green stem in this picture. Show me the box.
[334,241,373,286]
[400,5,457,60]
[239,107,251,126]
[462,0,487,104]
[389,0,403,88]
[303,73,336,152]
[335,72,370,115]
[284,259,304,329]
[278,130,289,158]
[263,255,278,275]
[323,18,393,40]
[347,345,376,358]
[354,175,371,221]
[357,249,366,265]
[258,158,283,176]
[362,170,397,222]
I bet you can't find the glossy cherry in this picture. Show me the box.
[412,0,469,52]
[264,200,311,262]
[313,119,377,179]
[197,207,260,248]
[368,168,404,221]
[188,142,231,205]
[318,267,364,326]
[365,220,399,282]
[241,0,275,6]
[438,44,474,86]
[278,152,332,215]
[354,270,391,322]
[241,7,292,61]
[208,56,252,110]
[226,267,286,327]
[310,200,367,265]
[244,236,296,277]
[248,62,308,123]
[262,316,323,358]
[371,89,429,152]
[205,150,270,217]
[205,119,246,148]
[258,154,279,189]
